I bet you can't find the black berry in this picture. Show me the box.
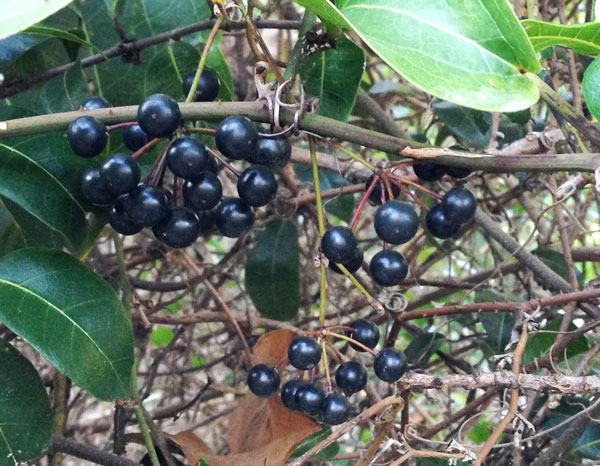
[100,153,141,196]
[123,125,150,152]
[281,380,303,411]
[184,173,222,211]
[374,348,407,383]
[125,185,170,227]
[206,155,219,175]
[152,207,200,248]
[237,165,278,207]
[374,200,419,245]
[249,137,292,170]
[166,137,209,179]
[413,162,445,182]
[247,364,280,398]
[109,197,143,236]
[441,187,477,224]
[322,393,351,425]
[425,204,460,239]
[288,336,321,370]
[295,384,325,415]
[444,165,472,179]
[335,362,367,394]
[81,96,111,110]
[370,249,408,287]
[321,226,359,264]
[348,319,380,352]
[195,208,217,235]
[137,94,181,138]
[67,116,108,158]
[366,175,400,206]
[182,68,220,102]
[81,166,114,206]
[214,198,254,237]
[215,116,258,160]
[329,246,363,275]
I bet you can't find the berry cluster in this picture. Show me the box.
[69,68,291,248]
[320,163,477,288]
[246,319,407,425]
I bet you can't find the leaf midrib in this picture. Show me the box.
[0,277,125,394]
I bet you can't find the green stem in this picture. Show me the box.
[186,16,225,103]
[321,341,332,391]
[334,143,377,171]
[311,136,328,325]
[113,232,133,309]
[336,263,376,305]
[131,366,161,466]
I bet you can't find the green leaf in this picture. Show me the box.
[151,327,175,347]
[23,25,104,56]
[245,220,300,321]
[476,291,516,353]
[0,0,74,40]
[404,332,444,366]
[0,340,53,466]
[296,0,540,112]
[292,1,349,28]
[583,56,600,120]
[433,102,492,148]
[300,36,365,121]
[523,20,600,56]
[532,248,572,282]
[524,319,589,364]
[291,429,339,459]
[0,248,134,400]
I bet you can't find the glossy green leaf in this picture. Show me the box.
[0,248,134,400]
[291,429,339,460]
[245,220,300,321]
[524,319,589,364]
[296,0,540,112]
[23,25,104,55]
[0,0,74,40]
[532,248,572,282]
[0,340,53,466]
[523,20,600,56]
[476,291,516,353]
[292,0,349,28]
[583,56,600,121]
[433,102,492,148]
[404,332,444,366]
[300,36,365,121]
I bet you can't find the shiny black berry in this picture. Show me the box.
[321,226,359,264]
[109,197,143,235]
[444,165,472,179]
[441,187,477,224]
[237,165,278,207]
[425,204,460,239]
[281,380,303,411]
[329,246,363,275]
[196,208,217,235]
[100,153,141,196]
[295,384,325,415]
[348,319,380,352]
[81,96,111,110]
[413,162,445,182]
[323,393,351,425]
[125,185,170,227]
[288,336,321,370]
[81,166,114,206]
[152,207,200,248]
[67,116,108,158]
[214,198,255,237]
[335,362,367,394]
[182,68,220,102]
[247,364,280,398]
[215,116,258,160]
[123,125,150,152]
[374,200,419,245]
[137,94,181,138]
[206,155,219,175]
[366,175,400,206]
[166,137,209,179]
[370,249,408,287]
[249,137,292,170]
[374,348,407,383]
[183,173,222,211]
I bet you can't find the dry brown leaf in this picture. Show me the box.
[170,330,319,466]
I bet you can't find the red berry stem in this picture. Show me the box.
[106,121,138,132]
[382,175,395,200]
[183,127,217,136]
[389,177,431,211]
[207,147,241,177]
[146,145,169,187]
[132,137,161,160]
[349,174,380,231]
[389,174,444,200]
[326,331,377,356]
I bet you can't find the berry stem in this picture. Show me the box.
[130,365,161,466]
[326,331,376,356]
[185,15,225,103]
[389,177,431,211]
[325,340,345,365]
[321,341,333,392]
[207,147,241,177]
[335,263,378,309]
[349,174,379,231]
[389,174,444,200]
[333,143,377,171]
[132,137,160,160]
[106,121,138,132]
[310,136,328,326]
[183,127,217,136]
